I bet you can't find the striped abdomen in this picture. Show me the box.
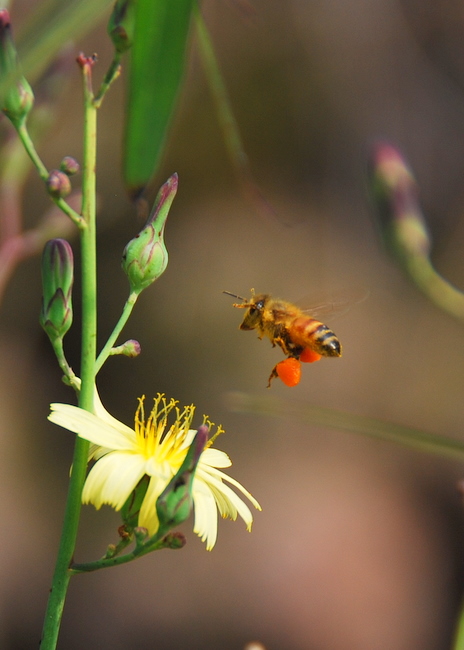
[291,316,342,357]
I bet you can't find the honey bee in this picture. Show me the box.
[224,290,342,387]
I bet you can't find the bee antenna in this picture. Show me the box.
[223,290,247,302]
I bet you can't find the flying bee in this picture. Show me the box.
[224,290,342,387]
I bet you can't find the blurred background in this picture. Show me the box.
[2,0,464,648]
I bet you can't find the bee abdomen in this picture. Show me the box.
[293,318,342,357]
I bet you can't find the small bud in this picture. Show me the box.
[160,531,187,550]
[40,239,74,341]
[108,0,135,54]
[134,526,149,545]
[46,170,72,199]
[369,142,431,262]
[156,425,208,530]
[122,173,177,295]
[60,156,80,176]
[0,10,34,128]
[109,339,141,358]
[105,544,117,559]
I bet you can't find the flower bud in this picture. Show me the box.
[110,339,141,358]
[369,142,431,262]
[46,170,72,199]
[121,475,149,530]
[108,0,135,54]
[60,156,80,176]
[0,10,34,128]
[122,173,177,294]
[160,531,186,550]
[40,239,74,341]
[156,425,208,530]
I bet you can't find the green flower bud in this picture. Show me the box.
[156,426,208,530]
[40,239,74,341]
[121,475,149,531]
[60,156,80,176]
[122,173,177,295]
[0,10,34,128]
[108,0,135,54]
[46,170,72,199]
[109,339,141,358]
[369,142,431,262]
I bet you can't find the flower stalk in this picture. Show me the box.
[39,55,98,650]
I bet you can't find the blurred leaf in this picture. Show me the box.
[16,0,113,83]
[124,0,194,196]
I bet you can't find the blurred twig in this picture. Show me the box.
[369,142,464,323]
[227,391,464,461]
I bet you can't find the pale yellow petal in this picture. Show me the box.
[92,385,136,436]
[196,473,254,530]
[49,403,136,450]
[192,481,218,550]
[200,447,232,468]
[138,476,167,535]
[82,452,145,510]
[199,465,262,511]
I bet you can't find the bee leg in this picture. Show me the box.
[267,366,278,388]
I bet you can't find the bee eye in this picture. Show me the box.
[255,300,264,310]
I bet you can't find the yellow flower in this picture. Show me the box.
[48,394,261,550]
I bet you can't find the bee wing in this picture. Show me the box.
[300,288,370,321]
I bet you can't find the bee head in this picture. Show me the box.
[223,290,268,331]
[239,293,268,330]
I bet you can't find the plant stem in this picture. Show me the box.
[16,123,84,227]
[40,60,98,650]
[93,53,122,107]
[452,594,464,650]
[95,291,138,374]
[227,392,464,462]
[194,3,275,223]
[70,525,173,573]
[406,255,464,323]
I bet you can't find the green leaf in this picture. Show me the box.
[124,0,194,196]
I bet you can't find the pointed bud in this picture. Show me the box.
[121,475,149,530]
[156,425,208,530]
[122,174,177,295]
[108,0,135,54]
[46,170,72,199]
[60,156,80,176]
[40,239,74,341]
[368,142,431,262]
[109,339,141,358]
[0,10,34,128]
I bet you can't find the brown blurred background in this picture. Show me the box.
[2,0,464,648]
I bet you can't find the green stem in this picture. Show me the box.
[194,4,275,222]
[51,338,79,392]
[40,61,98,650]
[406,255,464,323]
[70,525,172,573]
[16,123,84,228]
[93,53,122,108]
[452,594,464,650]
[95,291,138,374]
[16,123,48,180]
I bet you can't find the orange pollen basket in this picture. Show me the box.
[276,358,301,387]
[300,348,322,363]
